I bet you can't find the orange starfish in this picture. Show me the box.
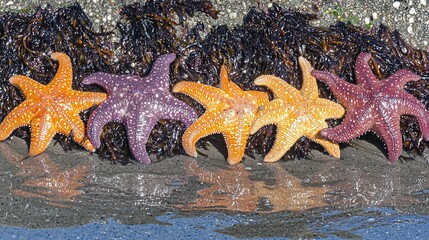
[173,65,269,164]
[250,57,345,162]
[0,52,106,156]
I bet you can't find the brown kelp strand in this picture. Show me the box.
[0,3,113,153]
[116,0,219,76]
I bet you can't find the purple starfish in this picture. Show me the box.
[312,52,429,162]
[82,53,197,164]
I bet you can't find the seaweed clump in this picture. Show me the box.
[175,3,429,160]
[1,1,429,163]
[0,4,113,156]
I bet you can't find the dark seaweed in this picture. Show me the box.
[1,1,428,163]
[175,4,429,160]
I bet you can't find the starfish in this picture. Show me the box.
[312,52,429,162]
[0,52,106,156]
[82,53,197,164]
[172,65,269,165]
[250,57,345,162]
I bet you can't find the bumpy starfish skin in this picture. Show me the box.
[83,53,197,164]
[0,52,106,155]
[173,65,269,165]
[250,57,345,162]
[312,52,429,162]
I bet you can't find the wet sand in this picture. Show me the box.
[0,135,428,238]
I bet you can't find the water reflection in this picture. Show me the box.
[177,159,331,212]
[87,171,186,207]
[0,141,93,208]
[313,160,424,208]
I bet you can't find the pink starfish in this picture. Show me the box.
[312,52,429,162]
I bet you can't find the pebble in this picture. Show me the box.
[393,1,401,8]
[229,12,237,19]
[364,17,370,24]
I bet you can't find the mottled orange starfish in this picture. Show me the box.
[0,52,106,156]
[173,65,269,164]
[250,57,345,162]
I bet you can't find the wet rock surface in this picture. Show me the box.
[0,137,429,238]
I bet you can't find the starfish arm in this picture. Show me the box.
[159,99,198,127]
[223,122,251,165]
[29,114,57,156]
[264,120,304,163]
[0,101,39,140]
[395,92,429,140]
[70,120,96,152]
[320,106,374,142]
[54,111,94,152]
[298,56,319,101]
[373,112,403,162]
[311,136,341,158]
[9,75,47,98]
[254,75,302,103]
[312,98,345,120]
[181,110,228,157]
[124,111,156,164]
[250,99,294,134]
[82,72,140,95]
[219,65,243,95]
[49,52,73,91]
[381,70,421,92]
[64,90,107,112]
[86,99,128,148]
[354,52,379,88]
[172,81,231,109]
[312,70,366,109]
[145,53,176,90]
[245,90,270,107]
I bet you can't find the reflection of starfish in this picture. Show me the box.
[312,52,429,162]
[251,57,344,162]
[0,140,92,207]
[173,66,269,164]
[0,52,106,156]
[177,159,330,212]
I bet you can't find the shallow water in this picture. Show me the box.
[0,137,428,239]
